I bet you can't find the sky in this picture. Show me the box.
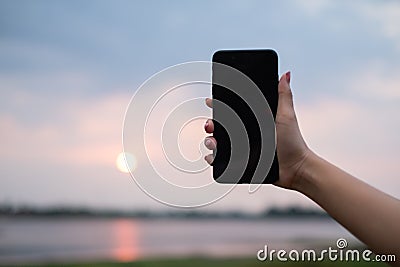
[1,0,400,212]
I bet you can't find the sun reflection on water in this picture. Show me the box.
[111,219,139,262]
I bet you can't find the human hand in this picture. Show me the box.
[204,72,312,190]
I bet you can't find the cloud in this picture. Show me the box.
[0,91,128,167]
[293,0,333,16]
[358,1,400,49]
[350,63,400,100]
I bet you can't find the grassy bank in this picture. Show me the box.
[13,257,389,267]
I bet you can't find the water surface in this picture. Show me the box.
[0,217,361,264]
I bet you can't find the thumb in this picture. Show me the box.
[277,71,294,115]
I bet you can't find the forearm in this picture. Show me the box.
[294,152,400,258]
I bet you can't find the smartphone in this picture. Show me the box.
[212,49,279,184]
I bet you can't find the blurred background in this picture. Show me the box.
[1,0,399,266]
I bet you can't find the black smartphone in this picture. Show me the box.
[212,49,279,184]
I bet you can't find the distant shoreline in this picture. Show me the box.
[0,204,330,219]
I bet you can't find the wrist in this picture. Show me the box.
[291,150,321,196]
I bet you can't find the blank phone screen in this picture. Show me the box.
[212,50,279,184]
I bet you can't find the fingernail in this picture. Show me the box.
[205,121,209,128]
[205,139,211,146]
[286,71,291,84]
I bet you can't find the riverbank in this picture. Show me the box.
[3,257,388,267]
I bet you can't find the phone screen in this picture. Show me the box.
[212,49,279,184]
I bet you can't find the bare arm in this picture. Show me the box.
[296,152,400,259]
[204,71,400,262]
[276,72,400,259]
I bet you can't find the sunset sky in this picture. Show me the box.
[1,0,400,212]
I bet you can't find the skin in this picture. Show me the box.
[204,72,400,265]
